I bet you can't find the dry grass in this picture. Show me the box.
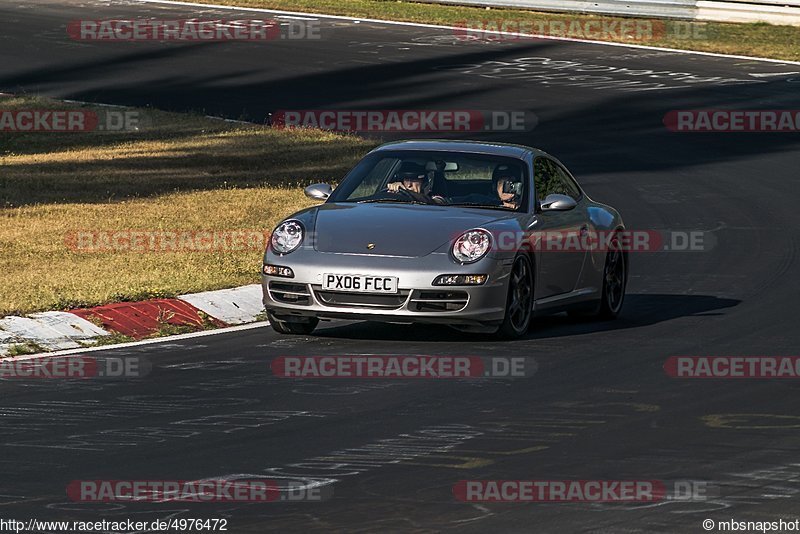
[182,0,800,61]
[0,95,377,316]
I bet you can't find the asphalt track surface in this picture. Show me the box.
[3,1,800,532]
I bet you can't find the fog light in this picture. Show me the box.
[263,264,294,278]
[433,274,487,286]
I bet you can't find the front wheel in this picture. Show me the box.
[267,310,319,335]
[496,254,534,339]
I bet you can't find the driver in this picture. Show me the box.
[387,162,446,204]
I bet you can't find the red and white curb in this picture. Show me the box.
[0,284,264,356]
[0,312,109,352]
[0,329,20,357]
[178,284,265,325]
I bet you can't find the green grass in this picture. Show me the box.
[177,0,800,61]
[0,95,378,316]
[83,332,137,347]
[4,342,45,356]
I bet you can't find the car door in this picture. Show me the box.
[529,156,589,298]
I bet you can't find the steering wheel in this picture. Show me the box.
[384,186,419,201]
[377,186,448,205]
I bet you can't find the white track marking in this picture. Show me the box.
[133,0,800,66]
[749,71,800,77]
[0,321,270,361]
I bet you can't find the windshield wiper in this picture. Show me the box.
[357,199,430,205]
[448,202,516,211]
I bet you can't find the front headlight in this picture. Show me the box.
[452,229,491,264]
[270,220,304,254]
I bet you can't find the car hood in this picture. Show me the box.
[311,203,514,257]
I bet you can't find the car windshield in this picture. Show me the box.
[328,150,528,212]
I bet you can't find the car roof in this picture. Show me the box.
[370,140,538,159]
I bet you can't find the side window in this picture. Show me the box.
[534,157,581,202]
[533,157,555,202]
[554,163,582,201]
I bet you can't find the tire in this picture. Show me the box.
[496,254,534,339]
[597,233,627,320]
[267,310,319,335]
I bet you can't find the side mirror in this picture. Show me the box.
[304,183,332,201]
[540,193,577,211]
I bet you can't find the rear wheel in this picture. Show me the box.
[267,310,319,335]
[496,254,534,339]
[568,232,627,321]
[597,233,627,319]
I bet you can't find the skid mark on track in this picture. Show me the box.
[434,56,765,92]
[702,413,800,429]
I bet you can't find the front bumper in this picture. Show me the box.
[262,251,511,326]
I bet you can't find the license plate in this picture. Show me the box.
[322,274,398,293]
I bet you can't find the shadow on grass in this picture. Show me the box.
[0,113,373,206]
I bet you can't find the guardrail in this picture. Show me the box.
[419,0,800,25]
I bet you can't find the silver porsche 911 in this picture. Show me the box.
[262,140,627,339]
